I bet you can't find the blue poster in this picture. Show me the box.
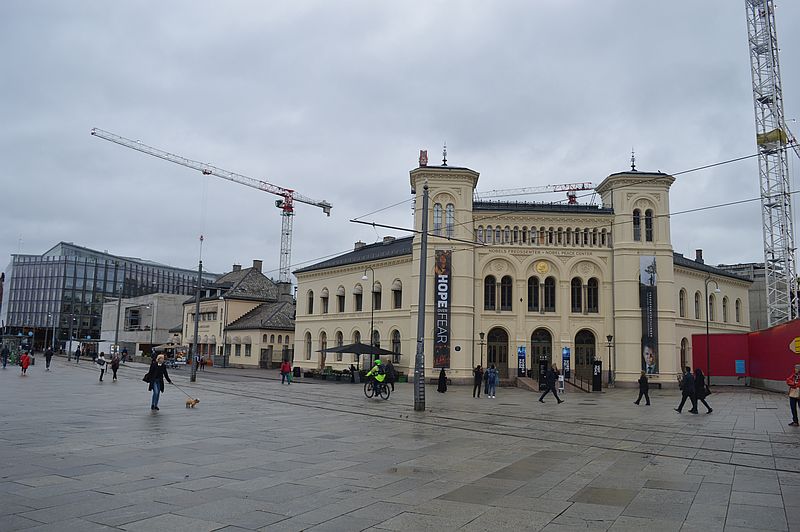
[517,346,526,377]
[562,347,571,379]
[735,359,746,375]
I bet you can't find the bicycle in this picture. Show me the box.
[364,378,391,400]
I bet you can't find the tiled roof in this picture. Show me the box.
[673,253,751,282]
[184,267,279,304]
[294,237,414,274]
[226,301,295,331]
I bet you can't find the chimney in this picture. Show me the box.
[419,149,428,167]
[695,249,704,264]
[382,236,396,245]
[232,264,242,272]
[252,259,263,273]
[354,241,366,251]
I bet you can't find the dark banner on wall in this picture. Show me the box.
[640,256,659,374]
[434,250,451,368]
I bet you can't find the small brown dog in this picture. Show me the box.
[185,398,200,408]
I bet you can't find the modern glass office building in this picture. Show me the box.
[1,242,218,348]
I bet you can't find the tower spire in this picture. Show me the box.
[630,148,637,171]
[442,142,447,166]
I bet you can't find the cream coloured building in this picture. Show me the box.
[293,158,750,387]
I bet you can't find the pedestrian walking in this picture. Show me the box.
[144,354,173,411]
[437,367,448,393]
[634,371,650,405]
[121,347,128,364]
[200,356,205,371]
[472,365,483,398]
[487,364,498,398]
[675,366,697,414]
[694,368,712,414]
[385,360,397,392]
[110,352,120,381]
[97,352,108,382]
[787,364,800,427]
[280,359,292,385]
[539,364,563,404]
[45,347,54,371]
[74,346,81,364]
[20,351,31,375]
[1,345,9,369]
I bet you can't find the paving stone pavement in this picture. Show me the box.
[1,357,800,531]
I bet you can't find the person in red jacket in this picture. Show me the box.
[20,351,31,375]
[280,359,292,385]
[787,364,800,427]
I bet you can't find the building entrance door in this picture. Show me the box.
[531,328,552,389]
[574,329,596,381]
[487,328,509,378]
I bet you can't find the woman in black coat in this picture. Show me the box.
[437,367,448,393]
[634,370,650,405]
[694,368,712,414]
[145,354,173,411]
[472,365,483,398]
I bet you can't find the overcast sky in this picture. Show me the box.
[2,1,799,279]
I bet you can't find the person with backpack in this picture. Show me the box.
[97,352,108,382]
[385,360,398,392]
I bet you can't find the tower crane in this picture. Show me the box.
[474,182,595,204]
[745,0,799,325]
[90,128,331,284]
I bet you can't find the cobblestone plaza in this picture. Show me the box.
[1,359,799,531]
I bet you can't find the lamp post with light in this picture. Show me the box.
[705,275,721,386]
[362,266,375,367]
[479,332,485,367]
[606,334,613,386]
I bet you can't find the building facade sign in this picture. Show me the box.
[640,256,659,374]
[434,250,451,368]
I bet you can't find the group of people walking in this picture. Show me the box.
[471,364,500,398]
[674,366,713,414]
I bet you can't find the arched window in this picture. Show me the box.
[353,330,361,344]
[391,330,401,362]
[709,294,716,321]
[372,281,382,311]
[392,279,402,309]
[486,226,493,244]
[633,209,641,241]
[527,277,540,311]
[500,275,513,311]
[548,227,555,245]
[723,296,729,323]
[484,276,497,311]
[270,334,275,343]
[445,204,455,238]
[566,228,572,245]
[583,228,590,246]
[694,291,701,319]
[680,337,688,370]
[679,289,687,318]
[503,226,511,243]
[587,278,599,313]
[320,288,329,314]
[736,299,742,323]
[592,228,598,246]
[476,226,483,243]
[371,330,380,348]
[278,335,283,344]
[495,227,501,243]
[433,203,443,235]
[513,226,519,244]
[544,277,556,312]
[337,286,345,312]
[304,332,312,360]
[263,334,269,343]
[353,284,363,312]
[645,209,654,242]
[319,331,327,362]
[335,331,344,361]
[601,229,607,247]
[307,290,314,314]
[571,277,582,313]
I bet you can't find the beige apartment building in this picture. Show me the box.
[182,260,295,368]
[293,157,750,387]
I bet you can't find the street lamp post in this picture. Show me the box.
[606,334,613,386]
[479,332,485,367]
[362,266,375,367]
[44,313,52,352]
[704,275,721,386]
[413,183,430,412]
[190,259,203,383]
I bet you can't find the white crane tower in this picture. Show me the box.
[745,0,799,326]
[91,128,332,284]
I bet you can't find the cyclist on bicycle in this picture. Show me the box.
[365,359,387,389]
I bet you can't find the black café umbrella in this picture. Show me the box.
[320,342,398,370]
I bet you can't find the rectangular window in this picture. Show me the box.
[245,344,251,357]
[235,344,241,357]
[393,290,402,309]
[355,293,363,312]
[337,295,345,312]
[322,297,329,314]
[373,291,381,311]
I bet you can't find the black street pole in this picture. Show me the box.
[362,266,375,367]
[190,259,202,383]
[114,262,124,357]
[413,184,429,412]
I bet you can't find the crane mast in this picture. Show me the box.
[745,0,798,326]
[91,128,331,284]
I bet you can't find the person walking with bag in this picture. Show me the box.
[634,371,650,405]
[97,352,108,382]
[144,354,173,411]
[44,347,54,371]
[675,367,697,414]
[110,353,120,381]
[486,364,499,398]
[539,364,563,404]
[694,368,713,414]
[472,365,483,398]
[787,364,800,427]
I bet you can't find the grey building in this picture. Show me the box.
[715,260,767,331]
[1,242,218,349]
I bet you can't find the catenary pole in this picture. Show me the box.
[413,184,429,412]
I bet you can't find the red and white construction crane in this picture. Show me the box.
[745,0,799,325]
[90,128,332,284]
[474,182,595,204]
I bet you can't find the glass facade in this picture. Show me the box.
[1,242,217,348]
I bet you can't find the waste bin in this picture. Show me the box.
[293,366,301,378]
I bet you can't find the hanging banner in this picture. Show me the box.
[517,346,526,377]
[640,256,659,374]
[433,250,452,368]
